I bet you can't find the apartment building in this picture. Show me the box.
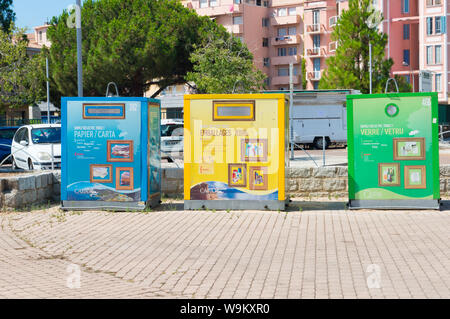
[25,24,51,56]
[182,0,349,90]
[380,0,448,104]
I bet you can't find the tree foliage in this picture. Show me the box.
[0,28,46,110]
[0,0,14,32]
[319,0,411,93]
[186,35,266,94]
[47,0,230,98]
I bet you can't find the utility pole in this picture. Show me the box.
[289,63,294,160]
[76,0,83,97]
[46,58,50,123]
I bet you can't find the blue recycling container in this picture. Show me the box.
[61,97,161,210]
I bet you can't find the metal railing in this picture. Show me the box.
[290,135,328,168]
[0,143,57,171]
[0,118,61,127]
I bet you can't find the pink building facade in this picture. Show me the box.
[381,0,449,103]
[182,0,349,90]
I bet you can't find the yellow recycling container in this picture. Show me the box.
[184,94,289,210]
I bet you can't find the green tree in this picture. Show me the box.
[0,28,46,110]
[47,0,229,99]
[319,0,411,93]
[0,0,14,32]
[186,35,266,94]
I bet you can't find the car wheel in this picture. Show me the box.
[28,158,34,171]
[314,137,329,150]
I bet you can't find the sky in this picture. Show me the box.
[13,0,77,32]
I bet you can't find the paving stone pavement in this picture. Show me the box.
[0,202,449,299]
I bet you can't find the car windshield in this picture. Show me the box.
[161,124,184,137]
[0,129,17,140]
[31,127,61,144]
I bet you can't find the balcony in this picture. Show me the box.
[271,35,301,46]
[306,47,327,57]
[271,15,301,26]
[271,55,301,65]
[305,24,327,34]
[195,4,243,17]
[225,24,244,34]
[308,70,322,81]
[329,16,338,28]
[329,41,338,53]
[272,76,300,86]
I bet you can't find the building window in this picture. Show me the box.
[262,18,269,27]
[426,46,433,64]
[402,0,409,14]
[278,67,289,77]
[435,74,442,92]
[288,47,297,56]
[427,17,433,35]
[435,45,442,64]
[288,27,297,35]
[313,10,320,25]
[403,24,410,40]
[200,0,208,8]
[263,58,270,67]
[278,48,287,56]
[427,16,446,35]
[262,38,269,47]
[233,16,243,25]
[427,0,442,6]
[288,7,296,16]
[210,0,218,7]
[403,50,410,65]
[39,31,43,42]
[278,28,287,36]
[313,81,319,90]
[404,75,411,84]
[264,77,270,86]
[278,8,287,16]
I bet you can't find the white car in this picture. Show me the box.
[11,124,61,170]
[161,119,184,161]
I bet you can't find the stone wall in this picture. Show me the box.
[0,171,61,209]
[287,166,348,199]
[2,165,449,209]
[162,167,184,198]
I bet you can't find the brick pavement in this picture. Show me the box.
[0,201,449,299]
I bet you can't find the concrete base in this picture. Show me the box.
[184,200,287,211]
[348,199,441,210]
[61,198,161,212]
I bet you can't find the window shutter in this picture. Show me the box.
[443,16,447,34]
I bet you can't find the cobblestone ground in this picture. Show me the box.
[0,201,449,299]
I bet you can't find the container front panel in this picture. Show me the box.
[349,94,439,200]
[63,100,142,202]
[187,98,282,201]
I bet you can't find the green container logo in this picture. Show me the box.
[385,103,399,117]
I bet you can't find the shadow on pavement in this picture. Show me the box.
[438,200,450,211]
[288,200,347,212]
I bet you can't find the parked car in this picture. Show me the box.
[161,119,184,161]
[0,126,20,164]
[11,124,61,170]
